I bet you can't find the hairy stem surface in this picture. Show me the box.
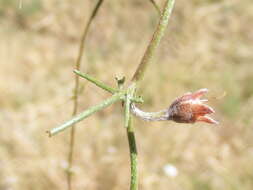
[132,0,175,83]
[131,103,169,121]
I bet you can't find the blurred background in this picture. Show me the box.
[0,0,253,189]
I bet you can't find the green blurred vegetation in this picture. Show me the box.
[0,0,42,16]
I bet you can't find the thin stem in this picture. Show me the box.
[125,93,131,128]
[126,2,175,188]
[68,1,104,189]
[48,92,124,137]
[126,116,138,190]
[132,0,175,83]
[131,103,169,121]
[74,69,118,94]
[124,84,135,128]
[149,0,161,15]
[124,85,138,190]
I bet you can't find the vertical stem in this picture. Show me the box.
[125,84,138,190]
[124,93,131,128]
[126,117,138,190]
[67,1,104,190]
[127,1,175,188]
[131,0,175,83]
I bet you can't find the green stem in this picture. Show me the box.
[125,84,136,127]
[68,1,104,189]
[125,93,131,128]
[126,117,138,190]
[124,84,138,190]
[48,92,124,137]
[74,69,118,94]
[132,0,175,83]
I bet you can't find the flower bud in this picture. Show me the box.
[167,89,218,124]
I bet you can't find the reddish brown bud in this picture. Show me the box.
[167,89,218,124]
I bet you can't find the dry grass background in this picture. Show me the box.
[0,0,253,189]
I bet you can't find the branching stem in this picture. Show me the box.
[48,92,124,137]
[48,1,176,190]
[128,2,175,187]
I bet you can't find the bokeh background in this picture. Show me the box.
[1,0,253,189]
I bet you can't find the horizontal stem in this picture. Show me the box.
[74,69,118,94]
[130,103,169,121]
[48,92,124,137]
